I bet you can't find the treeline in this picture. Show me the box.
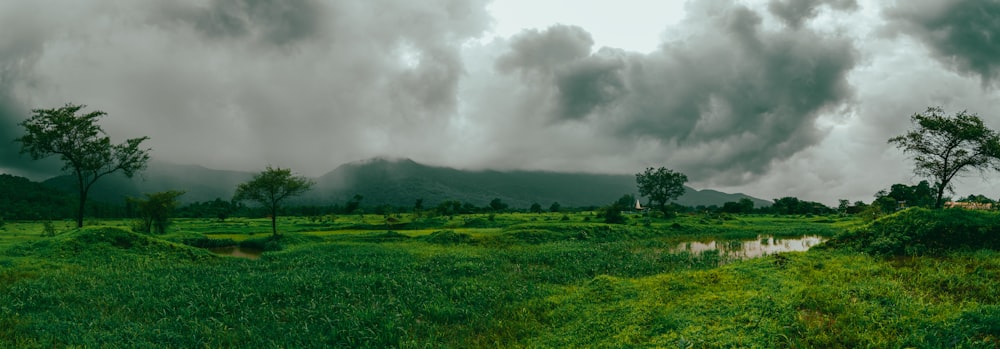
[0,174,126,220]
[3,173,997,222]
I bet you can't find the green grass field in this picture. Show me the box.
[1,212,998,347]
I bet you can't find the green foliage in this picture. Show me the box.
[875,181,936,209]
[419,230,473,245]
[601,203,627,225]
[721,198,755,214]
[770,196,833,215]
[131,190,185,234]
[233,166,314,236]
[636,167,687,214]
[41,222,56,237]
[0,174,74,220]
[489,198,508,212]
[3,214,998,348]
[529,202,543,213]
[824,208,1000,256]
[15,103,150,228]
[888,107,1000,208]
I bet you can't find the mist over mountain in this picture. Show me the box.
[39,158,771,209]
[42,161,253,204]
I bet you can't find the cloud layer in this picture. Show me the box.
[1,0,999,205]
[487,0,858,184]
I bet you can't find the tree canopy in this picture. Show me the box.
[233,166,314,236]
[15,104,150,227]
[132,190,185,234]
[636,167,688,214]
[888,107,1000,208]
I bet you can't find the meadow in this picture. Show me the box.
[1,211,998,347]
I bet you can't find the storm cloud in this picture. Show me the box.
[157,0,325,47]
[885,0,1000,85]
[2,0,999,205]
[0,0,490,177]
[767,0,858,28]
[492,0,858,184]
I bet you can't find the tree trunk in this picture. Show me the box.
[935,185,946,209]
[271,209,278,237]
[77,189,87,228]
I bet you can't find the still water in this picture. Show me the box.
[208,246,263,259]
[671,235,824,259]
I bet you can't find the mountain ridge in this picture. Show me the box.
[38,158,773,208]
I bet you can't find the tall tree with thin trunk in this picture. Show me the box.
[888,107,1000,208]
[233,166,314,237]
[15,104,150,228]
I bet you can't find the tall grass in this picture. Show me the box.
[0,214,997,347]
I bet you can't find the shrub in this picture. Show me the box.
[42,221,57,237]
[419,230,473,245]
[823,208,1000,256]
[180,236,237,249]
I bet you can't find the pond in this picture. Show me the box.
[671,235,825,260]
[208,246,263,260]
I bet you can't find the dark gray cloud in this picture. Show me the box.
[497,25,594,76]
[157,0,324,47]
[767,0,858,28]
[493,1,858,184]
[0,2,61,177]
[0,0,490,179]
[497,25,627,120]
[885,0,1000,85]
[3,0,996,205]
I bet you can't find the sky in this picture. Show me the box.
[2,0,1000,205]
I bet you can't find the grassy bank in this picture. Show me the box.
[1,212,997,347]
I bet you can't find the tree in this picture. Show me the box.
[601,200,627,224]
[233,166,314,237]
[436,200,462,217]
[345,194,364,214]
[888,107,1000,208]
[414,198,424,216]
[132,190,185,234]
[529,202,543,213]
[721,198,754,214]
[635,167,688,214]
[874,181,935,209]
[549,202,562,213]
[771,197,832,215]
[616,194,637,210]
[15,104,150,228]
[838,199,850,214]
[489,198,508,212]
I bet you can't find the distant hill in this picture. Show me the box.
[37,158,772,209]
[0,173,74,220]
[308,157,772,209]
[41,161,253,204]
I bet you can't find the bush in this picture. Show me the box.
[42,221,57,237]
[823,208,1000,256]
[419,230,473,245]
[180,236,237,249]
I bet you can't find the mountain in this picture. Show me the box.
[309,157,772,209]
[38,157,771,208]
[0,173,74,219]
[42,161,253,204]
